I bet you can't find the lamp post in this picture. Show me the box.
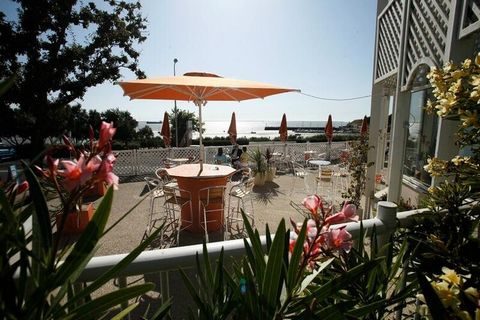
[173,58,178,147]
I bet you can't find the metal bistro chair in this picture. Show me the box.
[198,185,227,243]
[162,185,193,248]
[289,161,307,196]
[226,177,255,240]
[156,168,178,188]
[317,166,335,204]
[143,177,165,240]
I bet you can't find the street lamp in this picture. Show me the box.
[173,58,178,147]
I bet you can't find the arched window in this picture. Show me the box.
[403,64,438,185]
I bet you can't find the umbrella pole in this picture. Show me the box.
[196,100,205,174]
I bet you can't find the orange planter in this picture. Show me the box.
[84,181,106,197]
[56,203,94,234]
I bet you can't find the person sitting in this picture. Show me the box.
[239,146,249,167]
[230,144,243,168]
[214,147,229,164]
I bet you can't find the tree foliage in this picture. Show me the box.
[0,0,147,156]
[169,108,201,147]
[102,108,138,145]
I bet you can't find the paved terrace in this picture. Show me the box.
[78,169,376,318]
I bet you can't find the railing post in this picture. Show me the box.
[117,276,129,315]
[376,201,397,248]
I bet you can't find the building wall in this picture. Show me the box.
[367,0,480,210]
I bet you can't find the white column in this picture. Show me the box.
[432,117,459,186]
[364,84,384,216]
[387,90,411,203]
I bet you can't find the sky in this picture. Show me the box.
[7,0,379,123]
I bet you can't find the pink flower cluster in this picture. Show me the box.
[36,121,119,193]
[289,195,358,269]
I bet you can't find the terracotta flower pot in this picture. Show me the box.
[84,181,106,197]
[265,167,276,182]
[56,203,94,235]
[254,172,266,186]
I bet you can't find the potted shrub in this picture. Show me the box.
[55,203,94,234]
[249,147,267,186]
[265,148,276,182]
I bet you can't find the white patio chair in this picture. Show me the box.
[225,177,255,240]
[162,185,192,247]
[198,185,227,243]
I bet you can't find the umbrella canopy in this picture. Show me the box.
[118,72,299,171]
[160,111,171,147]
[325,114,333,142]
[279,113,288,143]
[228,112,237,145]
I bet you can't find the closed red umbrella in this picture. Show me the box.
[279,113,288,143]
[325,114,333,142]
[360,115,368,136]
[160,111,171,147]
[228,112,237,145]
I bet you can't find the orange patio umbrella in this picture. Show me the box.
[160,111,171,147]
[227,112,237,145]
[118,72,299,171]
[279,113,288,143]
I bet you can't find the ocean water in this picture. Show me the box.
[137,120,347,139]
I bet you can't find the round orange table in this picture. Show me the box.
[165,164,235,233]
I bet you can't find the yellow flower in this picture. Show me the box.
[443,61,453,73]
[440,267,462,286]
[424,158,447,176]
[432,281,461,308]
[451,156,471,166]
[462,58,472,69]
[475,53,480,67]
[461,110,479,128]
[465,287,479,300]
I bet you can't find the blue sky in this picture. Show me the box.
[10,0,379,123]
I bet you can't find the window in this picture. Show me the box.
[403,89,438,185]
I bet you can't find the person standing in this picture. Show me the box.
[230,144,242,168]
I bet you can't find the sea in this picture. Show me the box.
[137,120,348,139]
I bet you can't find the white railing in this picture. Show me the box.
[77,202,427,319]
[113,141,350,177]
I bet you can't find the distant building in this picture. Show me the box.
[365,0,480,212]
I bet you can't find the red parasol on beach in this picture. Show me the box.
[279,113,288,143]
[160,111,171,147]
[325,114,333,142]
[228,112,237,145]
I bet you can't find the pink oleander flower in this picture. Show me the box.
[97,152,119,190]
[17,181,29,194]
[327,227,353,252]
[59,154,93,192]
[303,194,322,217]
[97,121,116,150]
[324,202,358,225]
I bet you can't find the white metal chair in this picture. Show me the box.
[225,177,255,240]
[198,185,226,243]
[156,168,178,188]
[317,166,335,204]
[143,177,165,240]
[162,185,192,247]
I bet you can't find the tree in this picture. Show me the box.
[169,108,201,147]
[65,104,89,144]
[0,0,147,157]
[101,108,138,146]
[137,125,154,141]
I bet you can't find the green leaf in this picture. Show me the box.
[416,272,448,320]
[69,283,154,320]
[52,187,113,288]
[286,220,307,291]
[0,73,16,96]
[110,302,139,320]
[22,161,52,278]
[299,258,334,293]
[261,219,286,317]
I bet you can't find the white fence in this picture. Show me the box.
[113,141,350,177]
